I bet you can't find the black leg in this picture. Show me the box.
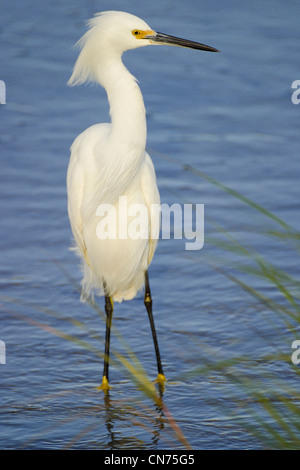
[99,291,113,393]
[144,271,166,386]
[103,294,113,379]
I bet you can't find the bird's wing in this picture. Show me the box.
[67,123,111,265]
[67,139,87,260]
[141,152,161,266]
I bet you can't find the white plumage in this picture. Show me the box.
[67,12,160,302]
[67,11,218,390]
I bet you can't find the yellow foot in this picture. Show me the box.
[97,376,111,394]
[154,373,167,390]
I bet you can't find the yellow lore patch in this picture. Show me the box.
[131,29,155,39]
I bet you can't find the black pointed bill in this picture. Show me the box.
[146,31,219,53]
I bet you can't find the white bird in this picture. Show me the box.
[67,11,218,392]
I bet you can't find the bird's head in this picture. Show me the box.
[68,11,219,86]
[87,11,155,53]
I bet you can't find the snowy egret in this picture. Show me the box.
[67,11,219,392]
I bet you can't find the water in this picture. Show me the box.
[1,0,300,449]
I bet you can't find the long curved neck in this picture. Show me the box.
[97,56,147,151]
[93,55,147,204]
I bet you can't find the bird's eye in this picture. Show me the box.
[132,30,140,37]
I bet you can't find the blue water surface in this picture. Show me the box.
[1,0,300,450]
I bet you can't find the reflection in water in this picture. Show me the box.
[101,390,166,449]
[102,394,114,448]
[152,402,165,448]
[1,0,299,450]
